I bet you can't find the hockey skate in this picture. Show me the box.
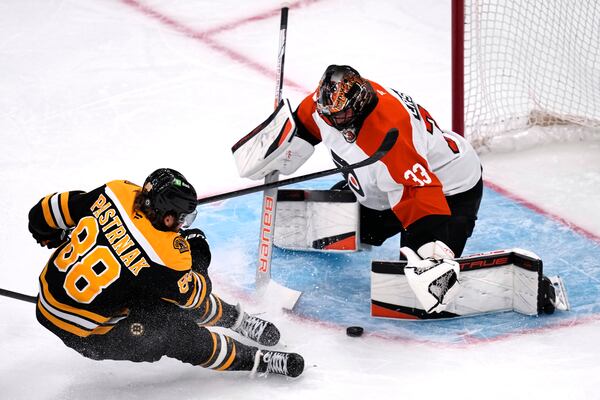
[232,304,280,346]
[541,275,570,314]
[252,350,304,378]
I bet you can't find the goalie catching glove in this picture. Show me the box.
[231,99,314,180]
[401,240,461,314]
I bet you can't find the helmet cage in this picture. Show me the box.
[316,65,374,129]
[178,209,197,229]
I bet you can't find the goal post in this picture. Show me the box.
[453,0,600,151]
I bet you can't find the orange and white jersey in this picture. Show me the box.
[295,80,482,229]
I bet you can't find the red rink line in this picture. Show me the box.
[120,0,600,343]
[202,0,323,36]
[283,307,600,347]
[485,180,600,244]
[120,0,316,93]
[120,0,600,247]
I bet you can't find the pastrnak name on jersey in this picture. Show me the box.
[90,193,150,276]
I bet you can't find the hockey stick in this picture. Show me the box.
[197,128,398,205]
[1,128,396,309]
[251,7,299,309]
[0,287,36,304]
[0,139,399,310]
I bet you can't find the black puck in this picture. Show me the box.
[346,326,364,337]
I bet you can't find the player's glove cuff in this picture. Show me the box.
[28,223,69,249]
[180,228,211,272]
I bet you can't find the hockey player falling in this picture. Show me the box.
[233,65,568,317]
[28,168,304,377]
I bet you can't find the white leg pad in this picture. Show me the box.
[274,189,360,252]
[371,249,552,319]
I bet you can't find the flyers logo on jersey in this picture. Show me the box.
[331,151,365,197]
[173,236,190,253]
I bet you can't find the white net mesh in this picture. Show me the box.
[463,0,600,151]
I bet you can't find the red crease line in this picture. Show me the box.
[120,0,310,93]
[485,180,600,244]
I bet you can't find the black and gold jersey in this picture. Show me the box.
[31,180,207,337]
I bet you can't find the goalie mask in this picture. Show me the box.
[138,168,198,231]
[316,65,377,133]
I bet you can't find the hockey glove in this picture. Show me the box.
[28,223,69,249]
[181,228,211,272]
[401,240,461,314]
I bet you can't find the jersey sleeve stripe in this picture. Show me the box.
[185,272,207,309]
[50,193,68,230]
[60,192,75,226]
[163,272,207,309]
[182,273,200,308]
[195,273,208,307]
[41,194,58,229]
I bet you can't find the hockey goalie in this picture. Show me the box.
[232,64,569,319]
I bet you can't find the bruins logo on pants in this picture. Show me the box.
[130,322,145,337]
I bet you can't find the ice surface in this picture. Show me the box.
[1,1,599,399]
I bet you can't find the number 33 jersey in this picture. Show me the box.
[30,180,207,337]
[294,80,482,230]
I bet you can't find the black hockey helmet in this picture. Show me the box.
[138,168,198,231]
[316,65,377,130]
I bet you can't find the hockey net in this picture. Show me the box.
[456,0,600,152]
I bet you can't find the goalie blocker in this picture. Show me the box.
[371,248,570,320]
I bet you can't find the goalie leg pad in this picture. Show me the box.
[274,189,360,252]
[371,248,556,320]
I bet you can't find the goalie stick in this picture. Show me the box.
[197,128,398,205]
[253,6,297,309]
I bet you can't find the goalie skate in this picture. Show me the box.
[548,275,570,312]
